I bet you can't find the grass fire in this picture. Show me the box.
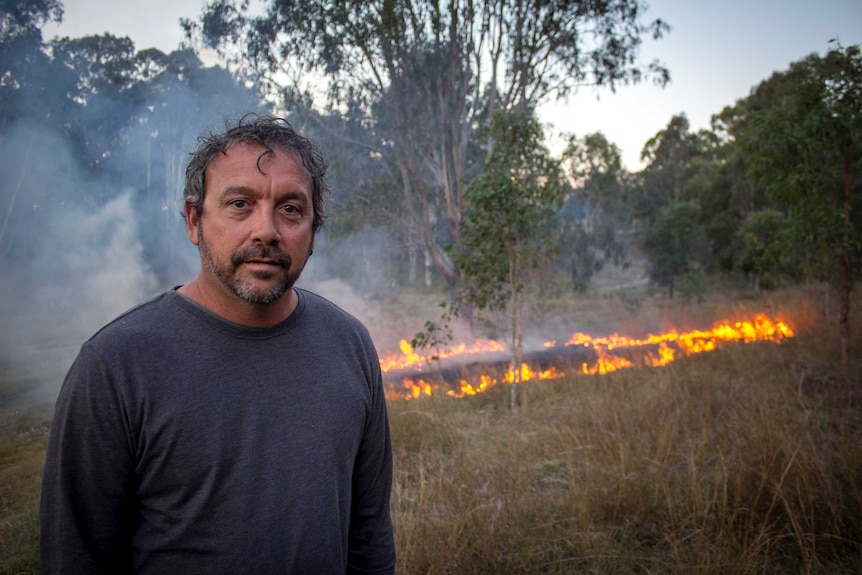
[382,313,795,400]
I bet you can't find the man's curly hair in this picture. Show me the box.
[184,114,330,232]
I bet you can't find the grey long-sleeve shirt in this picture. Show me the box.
[40,288,395,574]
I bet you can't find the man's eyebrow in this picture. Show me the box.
[217,186,309,203]
[218,186,258,199]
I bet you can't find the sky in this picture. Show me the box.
[43,0,862,170]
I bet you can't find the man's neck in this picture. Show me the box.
[178,278,298,327]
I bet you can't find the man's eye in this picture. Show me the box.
[282,205,299,214]
[230,199,248,209]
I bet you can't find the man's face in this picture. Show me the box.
[185,142,315,305]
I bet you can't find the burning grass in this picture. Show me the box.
[382,313,796,399]
[387,288,862,574]
[0,286,859,573]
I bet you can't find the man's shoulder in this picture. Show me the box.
[299,288,362,324]
[86,290,181,347]
[297,288,373,338]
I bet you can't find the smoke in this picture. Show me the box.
[33,192,159,325]
[0,51,273,407]
[0,122,163,402]
[0,116,411,407]
[297,226,421,350]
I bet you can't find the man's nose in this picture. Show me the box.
[252,209,280,244]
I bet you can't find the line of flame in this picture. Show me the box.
[378,337,506,372]
[383,313,794,400]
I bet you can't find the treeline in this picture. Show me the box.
[1,1,859,367]
[0,0,264,280]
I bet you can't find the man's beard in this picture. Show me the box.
[198,228,306,305]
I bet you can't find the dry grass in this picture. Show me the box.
[0,286,859,574]
[388,287,862,574]
[0,396,48,575]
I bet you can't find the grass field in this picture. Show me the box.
[1,285,860,574]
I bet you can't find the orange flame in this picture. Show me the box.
[383,314,794,400]
[378,337,505,372]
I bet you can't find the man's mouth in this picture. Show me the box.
[243,259,284,269]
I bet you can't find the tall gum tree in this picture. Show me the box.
[558,131,630,291]
[632,114,714,298]
[185,0,670,291]
[745,43,862,380]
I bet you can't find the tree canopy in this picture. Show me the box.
[0,2,264,278]
[743,43,862,377]
[186,0,670,290]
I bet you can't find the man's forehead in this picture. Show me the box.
[209,141,310,177]
[222,141,300,162]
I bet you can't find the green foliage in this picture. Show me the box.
[635,114,703,218]
[632,114,729,296]
[557,132,629,291]
[693,142,764,272]
[642,200,709,298]
[745,44,862,276]
[742,42,862,375]
[447,109,563,402]
[454,110,564,313]
[737,209,789,289]
[410,317,453,362]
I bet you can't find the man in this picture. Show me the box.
[40,115,396,574]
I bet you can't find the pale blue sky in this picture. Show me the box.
[44,0,862,169]
[545,0,862,168]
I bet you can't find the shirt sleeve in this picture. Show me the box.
[40,344,136,574]
[346,345,397,575]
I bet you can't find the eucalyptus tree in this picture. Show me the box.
[634,114,703,220]
[632,114,719,298]
[184,0,669,289]
[736,209,787,291]
[0,0,63,132]
[453,109,564,407]
[558,131,629,291]
[707,54,813,274]
[641,200,709,300]
[744,43,862,379]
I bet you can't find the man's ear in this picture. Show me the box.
[184,197,200,247]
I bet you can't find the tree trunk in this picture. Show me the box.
[509,242,524,409]
[0,136,34,255]
[424,245,433,287]
[408,242,417,285]
[839,146,852,382]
